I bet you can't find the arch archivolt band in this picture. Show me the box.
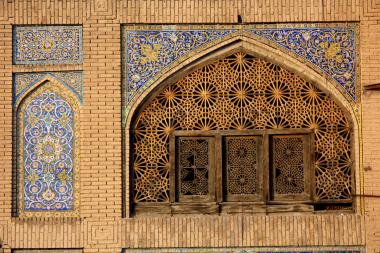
[123,27,362,214]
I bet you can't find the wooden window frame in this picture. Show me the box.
[138,129,315,215]
[174,135,216,203]
[267,129,314,204]
[222,134,263,202]
[169,131,218,214]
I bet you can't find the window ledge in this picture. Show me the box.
[133,202,344,216]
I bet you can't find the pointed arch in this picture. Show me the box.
[124,37,361,215]
[16,78,80,218]
[125,35,357,118]
[15,74,83,109]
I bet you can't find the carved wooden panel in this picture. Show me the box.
[270,135,309,201]
[224,136,259,201]
[132,52,352,205]
[177,137,211,199]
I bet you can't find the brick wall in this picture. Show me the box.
[0,0,380,253]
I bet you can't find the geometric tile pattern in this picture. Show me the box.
[123,247,364,253]
[123,28,236,103]
[14,71,83,106]
[17,83,80,217]
[123,24,358,110]
[250,27,357,101]
[13,26,82,65]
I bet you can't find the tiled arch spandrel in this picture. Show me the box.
[122,24,359,120]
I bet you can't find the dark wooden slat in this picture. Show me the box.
[220,203,266,214]
[171,203,219,214]
[266,204,314,213]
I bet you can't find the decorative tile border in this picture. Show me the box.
[122,24,359,113]
[13,26,83,65]
[14,71,83,106]
[123,247,365,253]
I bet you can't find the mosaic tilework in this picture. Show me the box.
[124,28,237,102]
[13,26,83,65]
[17,83,80,217]
[14,71,83,106]
[124,247,364,253]
[123,24,358,112]
[249,27,357,101]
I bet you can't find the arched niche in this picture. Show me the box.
[15,78,80,218]
[124,37,360,216]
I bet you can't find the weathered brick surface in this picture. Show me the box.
[0,0,380,252]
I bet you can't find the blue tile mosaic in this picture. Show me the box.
[21,89,73,211]
[124,29,237,102]
[13,26,83,65]
[123,25,358,111]
[249,27,357,101]
[17,84,80,217]
[14,71,83,106]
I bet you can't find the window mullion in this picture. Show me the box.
[308,132,315,202]
[262,131,270,203]
[169,133,176,203]
[215,132,223,204]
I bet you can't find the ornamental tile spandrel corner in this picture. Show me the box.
[124,28,237,103]
[248,27,357,102]
[14,71,83,106]
[13,26,83,65]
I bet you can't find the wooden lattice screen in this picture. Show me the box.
[132,52,352,208]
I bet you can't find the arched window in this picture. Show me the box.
[17,81,80,217]
[131,52,353,215]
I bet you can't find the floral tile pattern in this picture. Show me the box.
[13,26,83,65]
[14,71,83,106]
[17,83,80,217]
[249,27,357,101]
[123,24,358,114]
[124,28,237,103]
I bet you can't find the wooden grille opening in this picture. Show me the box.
[269,133,312,202]
[132,52,353,213]
[225,136,258,195]
[175,136,215,202]
[222,134,263,202]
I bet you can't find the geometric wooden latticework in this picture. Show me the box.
[132,52,352,205]
[225,136,258,195]
[177,138,210,197]
[270,135,307,199]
